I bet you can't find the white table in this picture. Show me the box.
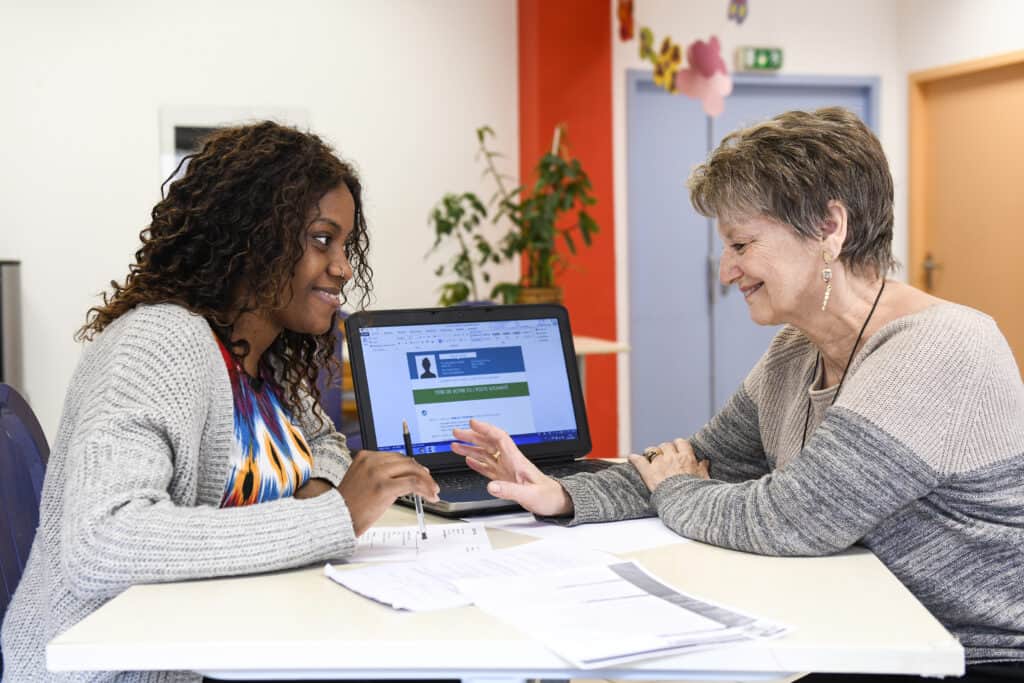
[47,507,963,681]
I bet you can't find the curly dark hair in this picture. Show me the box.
[77,121,373,420]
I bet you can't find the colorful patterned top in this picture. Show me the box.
[215,336,313,507]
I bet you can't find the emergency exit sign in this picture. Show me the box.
[736,46,783,72]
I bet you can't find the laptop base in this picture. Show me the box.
[399,458,615,518]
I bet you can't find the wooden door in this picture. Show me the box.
[910,52,1024,374]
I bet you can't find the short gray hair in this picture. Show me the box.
[688,107,896,277]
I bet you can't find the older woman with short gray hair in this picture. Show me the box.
[453,108,1024,680]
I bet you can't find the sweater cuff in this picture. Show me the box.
[302,489,357,561]
[536,476,601,527]
[311,443,350,486]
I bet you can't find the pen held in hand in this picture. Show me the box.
[402,419,428,540]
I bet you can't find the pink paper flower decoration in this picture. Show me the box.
[675,36,734,117]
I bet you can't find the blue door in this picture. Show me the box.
[627,72,878,451]
[626,79,712,451]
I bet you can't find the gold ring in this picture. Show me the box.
[492,449,501,463]
[642,447,662,462]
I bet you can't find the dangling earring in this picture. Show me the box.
[821,251,833,311]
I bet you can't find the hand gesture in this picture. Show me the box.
[451,419,572,517]
[337,450,440,536]
[627,438,709,492]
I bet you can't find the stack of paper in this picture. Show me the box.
[455,559,788,668]
[326,537,788,667]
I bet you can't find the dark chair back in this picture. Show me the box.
[316,315,362,452]
[0,383,49,671]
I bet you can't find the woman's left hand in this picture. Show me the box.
[628,438,709,492]
[451,419,573,517]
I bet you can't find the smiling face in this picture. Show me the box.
[717,214,821,326]
[269,184,356,336]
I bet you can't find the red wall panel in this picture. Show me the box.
[518,0,617,457]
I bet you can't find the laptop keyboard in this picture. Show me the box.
[436,459,613,493]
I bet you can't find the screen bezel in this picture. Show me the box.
[344,304,592,471]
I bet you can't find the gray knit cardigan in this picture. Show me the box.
[2,304,357,682]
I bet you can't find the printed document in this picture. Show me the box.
[454,560,789,669]
[350,523,491,563]
[325,540,617,611]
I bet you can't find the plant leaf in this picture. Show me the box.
[490,282,521,304]
[563,230,576,254]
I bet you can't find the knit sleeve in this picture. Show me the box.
[550,331,781,526]
[551,463,654,525]
[59,307,356,600]
[687,327,810,482]
[553,383,772,523]
[294,391,352,486]
[690,385,770,483]
[649,407,942,556]
[647,307,1016,557]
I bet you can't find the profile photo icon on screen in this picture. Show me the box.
[417,355,437,379]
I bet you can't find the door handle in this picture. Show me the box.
[922,252,943,291]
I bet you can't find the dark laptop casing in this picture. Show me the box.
[344,304,596,516]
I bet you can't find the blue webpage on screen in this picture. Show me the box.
[359,318,578,455]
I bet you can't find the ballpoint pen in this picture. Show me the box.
[402,420,428,540]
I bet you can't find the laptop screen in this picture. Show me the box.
[345,305,591,469]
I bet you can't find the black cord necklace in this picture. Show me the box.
[801,279,886,450]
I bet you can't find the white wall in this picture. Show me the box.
[0,0,519,440]
[899,0,1024,72]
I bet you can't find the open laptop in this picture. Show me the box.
[344,304,611,516]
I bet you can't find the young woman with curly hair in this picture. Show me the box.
[1,122,439,682]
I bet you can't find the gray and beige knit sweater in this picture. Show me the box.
[559,302,1024,664]
[1,304,357,682]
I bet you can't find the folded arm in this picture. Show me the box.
[59,316,356,600]
[651,408,940,556]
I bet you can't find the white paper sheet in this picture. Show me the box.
[469,512,689,554]
[454,560,789,669]
[350,523,491,563]
[324,540,617,611]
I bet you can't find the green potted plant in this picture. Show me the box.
[428,125,599,305]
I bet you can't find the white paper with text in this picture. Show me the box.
[350,523,490,563]
[325,540,617,611]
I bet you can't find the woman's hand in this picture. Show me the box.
[451,419,573,517]
[628,438,709,492]
[337,450,440,536]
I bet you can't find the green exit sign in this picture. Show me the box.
[736,46,783,72]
